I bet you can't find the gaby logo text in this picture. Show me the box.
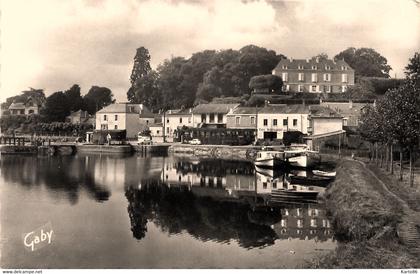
[23,222,54,252]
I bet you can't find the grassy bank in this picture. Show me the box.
[310,159,419,268]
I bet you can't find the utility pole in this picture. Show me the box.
[162,109,166,143]
[255,105,258,144]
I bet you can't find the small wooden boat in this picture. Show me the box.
[312,170,336,178]
[284,146,319,168]
[288,174,333,187]
[254,147,284,168]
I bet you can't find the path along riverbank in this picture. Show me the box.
[310,157,420,268]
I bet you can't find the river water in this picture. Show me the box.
[0,154,336,268]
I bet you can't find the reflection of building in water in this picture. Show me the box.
[160,159,256,195]
[274,204,332,242]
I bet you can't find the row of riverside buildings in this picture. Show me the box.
[2,57,363,145]
[94,99,370,146]
[94,57,358,145]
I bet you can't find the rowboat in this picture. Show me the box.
[312,170,336,178]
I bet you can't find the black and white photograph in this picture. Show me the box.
[0,0,419,271]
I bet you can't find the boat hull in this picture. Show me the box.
[254,157,283,168]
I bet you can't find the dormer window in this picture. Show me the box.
[282,65,288,69]
[298,65,304,70]
[312,65,317,70]
[325,65,331,70]
[341,66,347,70]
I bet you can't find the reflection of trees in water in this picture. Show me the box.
[125,180,280,249]
[0,155,110,204]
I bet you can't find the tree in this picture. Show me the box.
[405,52,420,88]
[313,53,329,62]
[130,47,152,86]
[334,47,392,78]
[84,86,115,114]
[127,71,160,110]
[249,74,283,93]
[43,92,71,122]
[64,84,84,112]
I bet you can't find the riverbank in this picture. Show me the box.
[310,159,420,268]
[169,144,263,161]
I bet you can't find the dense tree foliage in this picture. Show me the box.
[405,52,420,88]
[64,84,85,112]
[130,47,152,86]
[84,86,115,114]
[126,45,286,110]
[249,74,283,93]
[313,53,329,62]
[43,92,71,122]
[334,47,392,78]
[359,79,420,183]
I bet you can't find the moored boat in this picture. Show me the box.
[312,170,336,178]
[254,147,285,168]
[284,148,319,168]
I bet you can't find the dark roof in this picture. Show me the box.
[192,104,239,114]
[8,102,26,109]
[259,104,309,114]
[320,102,372,116]
[309,105,343,118]
[274,57,354,71]
[166,108,193,116]
[228,107,260,115]
[97,103,152,116]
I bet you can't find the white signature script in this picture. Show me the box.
[23,222,54,251]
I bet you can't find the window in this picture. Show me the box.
[282,65,288,69]
[282,72,288,82]
[188,117,191,123]
[298,65,304,69]
[115,115,118,121]
[285,85,290,91]
[114,125,118,129]
[101,124,108,130]
[104,115,107,121]
[157,130,160,135]
[283,119,288,126]
[324,85,331,93]
[293,119,297,126]
[146,120,149,124]
[210,114,215,123]
[342,73,348,83]
[298,85,304,92]
[179,118,182,123]
[218,113,223,122]
[342,85,348,92]
[263,119,268,126]
[235,116,240,125]
[311,73,318,82]
[312,65,317,70]
[129,106,135,112]
[201,114,206,123]
[341,66,347,70]
[166,118,169,123]
[273,119,277,126]
[325,65,331,70]
[323,73,331,82]
[251,116,255,125]
[298,73,304,81]
[311,85,318,92]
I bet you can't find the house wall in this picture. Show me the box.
[164,115,193,138]
[226,114,256,129]
[311,118,343,135]
[274,69,355,93]
[192,113,227,127]
[257,113,309,139]
[96,113,127,132]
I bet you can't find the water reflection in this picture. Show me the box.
[125,157,333,248]
[0,155,111,204]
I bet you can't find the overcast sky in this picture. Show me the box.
[1,0,419,102]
